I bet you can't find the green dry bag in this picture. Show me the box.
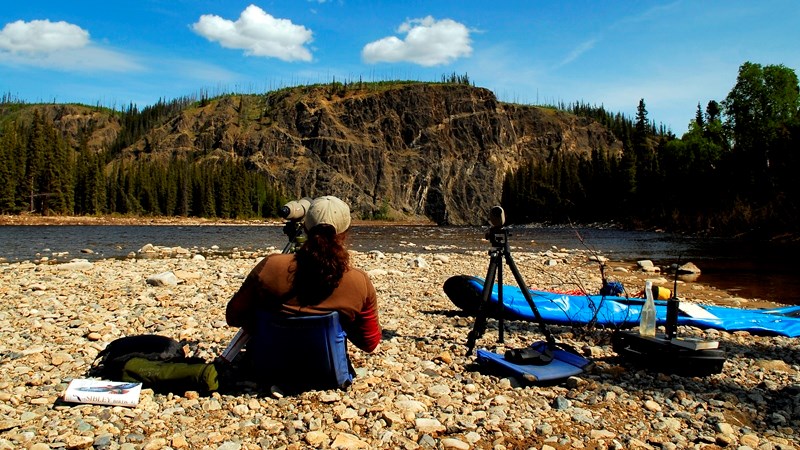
[121,357,219,393]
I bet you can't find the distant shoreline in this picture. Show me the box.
[0,214,437,227]
[3,214,797,244]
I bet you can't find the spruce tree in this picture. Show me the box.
[0,125,20,213]
[25,111,46,213]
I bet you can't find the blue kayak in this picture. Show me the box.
[443,275,800,338]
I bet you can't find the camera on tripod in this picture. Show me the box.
[486,205,508,247]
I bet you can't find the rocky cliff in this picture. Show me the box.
[122,83,622,225]
[3,83,622,225]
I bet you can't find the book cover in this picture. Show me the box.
[63,379,142,407]
[670,337,720,350]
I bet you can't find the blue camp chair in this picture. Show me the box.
[248,310,354,392]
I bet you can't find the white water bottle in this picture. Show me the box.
[639,281,656,337]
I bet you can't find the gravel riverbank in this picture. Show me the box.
[1,241,798,449]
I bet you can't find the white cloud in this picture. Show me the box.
[0,19,89,54]
[0,19,141,72]
[0,46,142,72]
[362,16,472,66]
[557,37,599,69]
[192,5,313,62]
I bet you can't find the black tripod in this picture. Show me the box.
[281,220,306,254]
[465,225,556,355]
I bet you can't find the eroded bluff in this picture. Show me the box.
[137,84,622,225]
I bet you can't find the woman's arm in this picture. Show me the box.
[225,257,269,329]
[346,278,382,353]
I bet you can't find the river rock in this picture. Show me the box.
[409,256,429,269]
[415,418,446,433]
[678,262,701,274]
[54,259,93,271]
[637,259,660,273]
[145,271,180,286]
[441,437,470,449]
[331,432,369,449]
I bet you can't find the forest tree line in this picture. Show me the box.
[0,105,286,219]
[501,61,800,236]
[0,62,798,236]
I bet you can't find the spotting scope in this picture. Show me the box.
[279,197,312,221]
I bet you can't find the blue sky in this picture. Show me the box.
[1,1,798,134]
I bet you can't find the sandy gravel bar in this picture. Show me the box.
[1,241,798,449]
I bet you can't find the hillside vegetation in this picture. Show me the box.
[1,64,798,237]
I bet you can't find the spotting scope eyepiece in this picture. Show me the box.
[489,205,505,228]
[279,197,312,220]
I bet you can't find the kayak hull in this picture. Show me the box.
[444,275,800,337]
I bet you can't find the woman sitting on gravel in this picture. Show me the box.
[226,196,382,385]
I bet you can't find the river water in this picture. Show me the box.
[1,224,797,305]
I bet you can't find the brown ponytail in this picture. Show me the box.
[291,224,350,305]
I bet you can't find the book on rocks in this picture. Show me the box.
[63,379,142,407]
[669,337,720,350]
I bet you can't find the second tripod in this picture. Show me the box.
[465,211,556,355]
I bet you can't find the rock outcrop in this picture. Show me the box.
[5,83,622,225]
[123,83,622,225]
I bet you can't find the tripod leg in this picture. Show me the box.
[466,252,500,355]
[497,259,505,343]
[504,250,557,348]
